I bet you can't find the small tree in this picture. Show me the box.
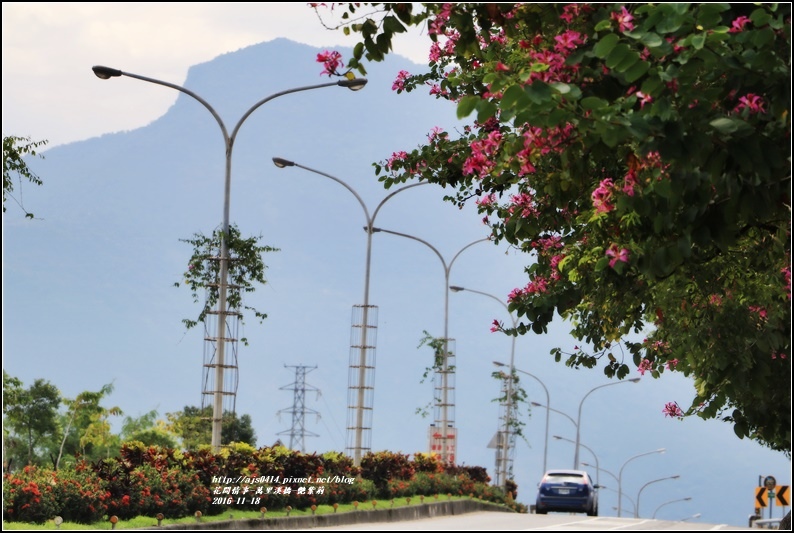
[3,135,47,218]
[175,224,278,345]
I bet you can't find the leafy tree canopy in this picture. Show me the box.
[3,135,47,218]
[166,405,257,450]
[175,224,278,345]
[313,3,791,453]
[3,373,61,468]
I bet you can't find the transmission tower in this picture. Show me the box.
[277,364,320,452]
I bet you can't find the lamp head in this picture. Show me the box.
[629,378,641,383]
[530,401,542,407]
[338,78,368,91]
[492,361,506,368]
[272,157,295,169]
[449,286,465,292]
[92,66,122,79]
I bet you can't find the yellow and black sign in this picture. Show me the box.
[756,487,769,508]
[755,486,791,508]
[776,485,790,507]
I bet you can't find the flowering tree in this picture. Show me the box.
[313,3,791,453]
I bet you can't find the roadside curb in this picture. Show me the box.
[140,500,514,530]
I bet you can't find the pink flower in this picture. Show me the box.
[729,16,751,33]
[316,50,343,77]
[591,178,615,213]
[783,266,791,300]
[494,62,511,72]
[734,93,766,114]
[476,194,497,207]
[635,91,653,108]
[748,306,768,319]
[554,30,584,52]
[490,319,503,333]
[662,401,684,418]
[665,359,679,370]
[606,244,630,268]
[622,169,638,196]
[637,358,652,376]
[386,151,408,170]
[611,6,635,32]
[392,70,411,92]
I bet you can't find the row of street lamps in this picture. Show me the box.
[93,68,693,521]
[93,65,504,467]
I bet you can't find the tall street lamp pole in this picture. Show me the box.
[448,286,516,490]
[92,66,367,451]
[617,448,666,517]
[636,474,680,518]
[491,364,551,481]
[574,378,640,469]
[652,497,692,519]
[373,227,489,463]
[553,435,600,488]
[271,157,426,465]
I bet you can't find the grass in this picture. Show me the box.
[2,494,478,530]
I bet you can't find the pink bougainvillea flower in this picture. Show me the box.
[637,358,652,376]
[611,6,635,32]
[606,244,630,268]
[316,50,343,77]
[591,178,615,213]
[662,401,684,418]
[729,15,752,33]
[392,70,411,92]
[734,93,766,114]
[635,91,653,108]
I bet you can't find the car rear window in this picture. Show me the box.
[545,473,586,484]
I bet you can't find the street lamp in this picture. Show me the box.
[271,158,427,465]
[495,371,551,477]
[617,448,666,517]
[599,486,637,517]
[574,378,640,469]
[636,475,680,518]
[449,286,515,489]
[652,497,692,519]
[93,66,367,451]
[553,435,600,487]
[373,227,490,463]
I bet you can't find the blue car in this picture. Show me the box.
[535,469,599,516]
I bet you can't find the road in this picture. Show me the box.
[311,511,761,530]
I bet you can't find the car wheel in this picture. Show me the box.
[536,509,547,515]
[587,504,597,516]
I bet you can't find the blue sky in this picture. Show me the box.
[2,3,790,527]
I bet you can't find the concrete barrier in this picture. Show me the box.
[141,499,514,530]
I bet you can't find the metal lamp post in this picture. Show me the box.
[652,497,692,519]
[373,227,489,463]
[92,65,367,451]
[553,435,600,487]
[271,157,426,465]
[574,378,640,469]
[490,364,551,481]
[448,286,516,490]
[636,474,680,518]
[617,448,666,517]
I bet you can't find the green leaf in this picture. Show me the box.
[457,95,480,119]
[709,117,740,134]
[691,33,706,50]
[501,84,527,110]
[594,33,621,59]
[594,19,612,32]
[526,81,553,104]
[640,32,664,48]
[595,256,610,271]
[624,60,650,82]
[606,43,631,69]
[581,96,609,110]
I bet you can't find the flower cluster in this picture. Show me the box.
[662,401,684,418]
